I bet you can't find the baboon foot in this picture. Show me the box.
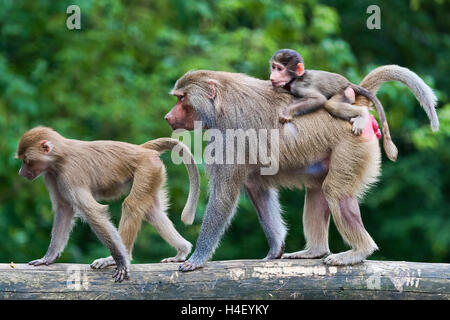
[282,248,330,259]
[263,243,285,260]
[323,249,369,266]
[162,243,192,263]
[279,115,292,124]
[90,256,116,269]
[161,255,187,263]
[350,116,366,135]
[179,260,203,272]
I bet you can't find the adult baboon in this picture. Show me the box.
[165,65,438,271]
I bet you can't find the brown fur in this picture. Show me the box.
[16,127,200,281]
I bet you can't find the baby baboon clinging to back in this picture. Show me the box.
[270,48,399,161]
[16,127,200,281]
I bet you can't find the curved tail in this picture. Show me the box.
[141,138,200,225]
[357,65,439,131]
[352,85,399,162]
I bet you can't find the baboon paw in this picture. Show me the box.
[179,260,203,272]
[112,265,130,282]
[263,253,282,260]
[323,251,366,266]
[279,115,292,124]
[28,257,55,266]
[350,117,366,135]
[91,257,115,269]
[161,256,186,263]
[282,249,329,259]
[263,244,285,260]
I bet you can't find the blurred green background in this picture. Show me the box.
[0,0,448,265]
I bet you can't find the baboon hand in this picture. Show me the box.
[28,256,57,266]
[279,114,292,124]
[112,263,130,282]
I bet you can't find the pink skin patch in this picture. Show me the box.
[339,196,364,230]
[361,114,381,141]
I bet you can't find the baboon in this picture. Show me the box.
[270,48,398,161]
[164,65,438,271]
[16,127,200,281]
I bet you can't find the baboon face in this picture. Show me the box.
[16,129,54,180]
[18,158,48,180]
[165,93,197,130]
[270,61,292,87]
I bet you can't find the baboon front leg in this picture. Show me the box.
[90,194,144,270]
[77,191,129,282]
[282,187,330,259]
[91,194,147,270]
[179,179,242,272]
[87,211,129,281]
[30,175,75,266]
[245,185,286,259]
[29,202,75,266]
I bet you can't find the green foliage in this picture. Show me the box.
[0,0,448,265]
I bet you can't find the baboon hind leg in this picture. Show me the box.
[324,92,369,135]
[283,187,330,259]
[145,189,192,263]
[322,144,378,265]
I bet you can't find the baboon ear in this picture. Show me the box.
[207,79,225,114]
[40,140,53,154]
[295,63,305,77]
[207,79,218,100]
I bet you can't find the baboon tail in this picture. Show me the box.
[359,65,439,131]
[142,138,200,225]
[353,85,398,162]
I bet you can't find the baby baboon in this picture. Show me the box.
[270,48,398,161]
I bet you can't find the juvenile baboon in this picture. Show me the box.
[16,127,200,281]
[165,65,438,271]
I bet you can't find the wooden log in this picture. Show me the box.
[0,259,448,300]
